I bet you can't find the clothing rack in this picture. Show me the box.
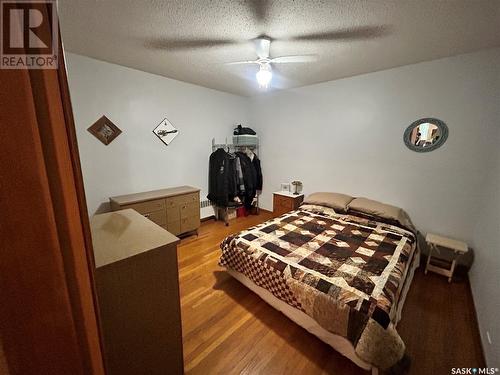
[211,137,259,155]
[211,137,260,225]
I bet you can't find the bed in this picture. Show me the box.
[219,196,419,374]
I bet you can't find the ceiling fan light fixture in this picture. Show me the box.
[256,64,272,88]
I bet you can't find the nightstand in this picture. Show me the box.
[424,233,468,282]
[273,191,304,216]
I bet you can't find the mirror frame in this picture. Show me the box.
[403,117,448,153]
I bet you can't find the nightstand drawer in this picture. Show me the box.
[273,192,304,215]
[276,197,293,210]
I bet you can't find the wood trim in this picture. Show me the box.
[57,27,97,269]
[56,13,105,371]
[0,339,8,375]
[0,4,104,374]
[0,59,83,375]
[56,27,104,356]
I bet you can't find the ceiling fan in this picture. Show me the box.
[224,36,317,88]
[145,2,391,90]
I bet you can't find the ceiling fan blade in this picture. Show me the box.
[254,37,271,59]
[224,60,259,66]
[247,0,268,24]
[270,55,318,64]
[146,38,238,51]
[288,25,391,42]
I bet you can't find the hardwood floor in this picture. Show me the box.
[178,212,485,374]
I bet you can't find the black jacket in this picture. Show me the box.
[252,156,263,191]
[207,148,236,207]
[236,152,258,209]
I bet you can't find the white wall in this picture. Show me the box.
[65,53,249,216]
[470,102,500,365]
[249,48,500,246]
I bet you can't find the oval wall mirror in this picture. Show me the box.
[404,118,448,152]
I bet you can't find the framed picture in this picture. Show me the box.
[280,183,290,192]
[87,115,122,145]
[153,118,178,146]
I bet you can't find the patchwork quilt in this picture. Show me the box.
[219,204,418,370]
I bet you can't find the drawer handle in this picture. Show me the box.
[143,213,151,218]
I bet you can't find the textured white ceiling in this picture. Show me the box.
[59,0,500,97]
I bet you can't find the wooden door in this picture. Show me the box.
[0,4,105,374]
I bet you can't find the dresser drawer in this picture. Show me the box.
[160,223,176,234]
[182,192,199,204]
[123,199,165,214]
[166,207,180,223]
[166,192,199,208]
[166,220,181,236]
[181,216,199,233]
[180,202,199,219]
[166,197,178,209]
[141,209,167,226]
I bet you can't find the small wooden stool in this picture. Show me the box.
[425,233,468,282]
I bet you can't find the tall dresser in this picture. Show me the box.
[91,209,183,375]
[110,185,200,236]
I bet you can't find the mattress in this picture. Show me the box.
[219,204,418,371]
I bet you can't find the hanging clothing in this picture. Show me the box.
[235,151,258,209]
[252,155,263,191]
[208,146,263,210]
[235,156,245,195]
[207,148,236,207]
[243,148,262,191]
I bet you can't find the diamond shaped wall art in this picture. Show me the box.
[87,115,122,145]
[153,118,178,146]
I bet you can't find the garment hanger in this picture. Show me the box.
[244,147,255,161]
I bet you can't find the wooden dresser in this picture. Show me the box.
[110,185,200,236]
[273,191,304,216]
[91,209,183,375]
